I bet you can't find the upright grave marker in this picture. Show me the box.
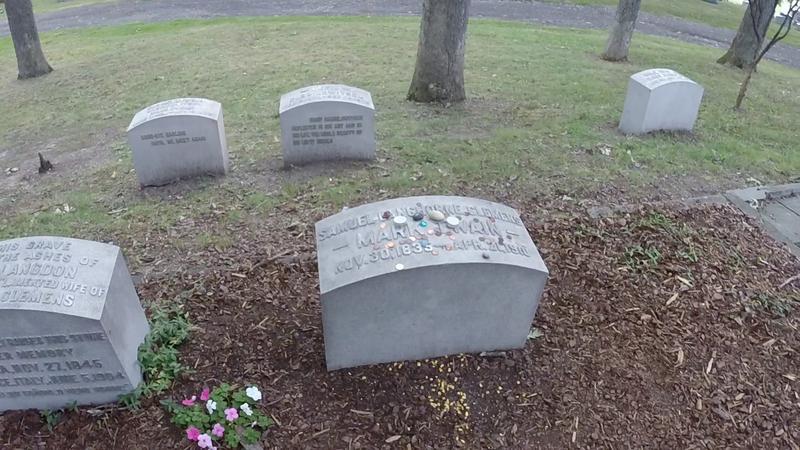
[279,84,376,167]
[619,68,704,135]
[0,237,149,412]
[127,98,229,186]
[315,196,549,370]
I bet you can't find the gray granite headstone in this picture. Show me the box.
[619,68,704,135]
[315,196,549,370]
[279,84,376,167]
[0,237,149,412]
[127,98,229,186]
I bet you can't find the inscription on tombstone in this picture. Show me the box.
[619,68,704,135]
[0,237,149,412]
[279,84,376,167]
[316,196,549,370]
[127,98,229,186]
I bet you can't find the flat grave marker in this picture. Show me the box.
[127,98,229,186]
[315,196,549,370]
[279,84,376,167]
[0,237,149,412]
[619,68,704,135]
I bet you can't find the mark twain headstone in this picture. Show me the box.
[280,84,376,167]
[0,237,149,412]
[127,98,229,186]
[315,196,549,370]
[619,68,704,135]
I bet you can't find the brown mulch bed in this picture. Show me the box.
[1,203,799,449]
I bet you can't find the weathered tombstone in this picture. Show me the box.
[127,98,229,186]
[315,196,549,370]
[279,84,376,167]
[619,68,704,135]
[0,237,149,412]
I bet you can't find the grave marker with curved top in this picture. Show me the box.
[0,237,149,412]
[127,98,229,186]
[315,196,549,370]
[619,68,704,135]
[280,84,376,167]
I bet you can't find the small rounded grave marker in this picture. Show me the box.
[127,98,228,187]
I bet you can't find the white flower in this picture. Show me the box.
[206,399,217,414]
[245,386,262,402]
[240,403,253,416]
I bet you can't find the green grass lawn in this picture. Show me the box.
[1,17,799,242]
[543,0,800,48]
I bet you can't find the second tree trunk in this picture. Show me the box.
[408,0,470,103]
[602,0,642,62]
[717,0,777,69]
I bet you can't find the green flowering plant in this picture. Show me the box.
[162,384,273,449]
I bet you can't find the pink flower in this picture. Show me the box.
[186,426,201,441]
[212,423,225,437]
[197,433,213,448]
[181,395,197,406]
[224,407,239,421]
[200,387,211,401]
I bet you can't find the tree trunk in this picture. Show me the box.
[407,0,470,103]
[717,0,776,69]
[5,0,52,79]
[734,66,755,110]
[601,0,642,62]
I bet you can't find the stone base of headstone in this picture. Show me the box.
[725,184,800,259]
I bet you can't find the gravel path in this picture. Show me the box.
[1,0,799,68]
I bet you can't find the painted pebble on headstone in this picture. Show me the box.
[315,196,549,370]
[619,68,704,135]
[127,98,229,186]
[279,84,376,167]
[0,237,150,412]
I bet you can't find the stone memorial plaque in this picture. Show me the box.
[279,84,376,167]
[619,68,704,135]
[0,237,149,412]
[127,98,229,186]
[315,196,549,370]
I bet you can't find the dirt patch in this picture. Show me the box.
[1,202,798,449]
[0,128,121,209]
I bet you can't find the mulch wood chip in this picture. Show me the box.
[1,203,798,449]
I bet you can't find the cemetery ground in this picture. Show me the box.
[1,16,799,449]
